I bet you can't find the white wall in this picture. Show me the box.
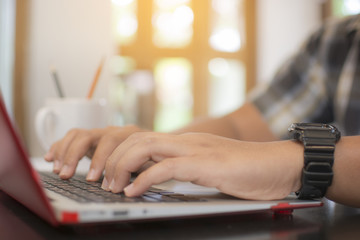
[256,0,323,83]
[0,0,16,113]
[23,0,114,156]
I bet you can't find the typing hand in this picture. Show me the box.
[44,125,144,181]
[101,132,303,201]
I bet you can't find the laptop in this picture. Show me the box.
[0,93,322,226]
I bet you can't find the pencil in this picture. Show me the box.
[50,66,65,98]
[87,57,105,99]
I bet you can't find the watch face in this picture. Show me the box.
[292,123,327,130]
[288,123,341,141]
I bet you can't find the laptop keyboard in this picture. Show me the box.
[40,172,205,203]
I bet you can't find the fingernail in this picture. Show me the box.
[86,169,96,181]
[101,178,110,191]
[59,165,71,178]
[109,179,115,191]
[53,160,61,173]
[44,152,52,160]
[124,183,134,196]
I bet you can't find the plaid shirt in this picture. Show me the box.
[250,14,360,138]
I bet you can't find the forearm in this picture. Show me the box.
[326,136,360,207]
[173,102,278,142]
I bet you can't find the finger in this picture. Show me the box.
[44,143,56,162]
[103,161,155,192]
[87,126,143,183]
[123,157,198,197]
[137,160,156,173]
[102,132,145,188]
[103,132,183,189]
[51,129,80,173]
[86,133,124,181]
[44,141,63,173]
[59,130,99,179]
[104,133,196,193]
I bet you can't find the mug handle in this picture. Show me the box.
[35,107,56,151]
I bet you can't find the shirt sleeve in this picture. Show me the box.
[248,25,333,139]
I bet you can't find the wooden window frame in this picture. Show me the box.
[119,0,257,117]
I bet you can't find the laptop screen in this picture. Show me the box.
[0,94,56,224]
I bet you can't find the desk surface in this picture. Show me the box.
[0,191,359,240]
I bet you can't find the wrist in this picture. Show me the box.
[263,140,303,198]
[282,140,304,193]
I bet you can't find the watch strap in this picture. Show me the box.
[288,123,340,200]
[297,144,335,199]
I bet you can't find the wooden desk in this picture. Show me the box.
[0,190,359,240]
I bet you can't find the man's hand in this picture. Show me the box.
[101,132,303,201]
[44,125,144,181]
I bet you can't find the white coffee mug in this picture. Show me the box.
[35,98,108,151]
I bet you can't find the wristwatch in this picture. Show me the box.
[288,123,341,199]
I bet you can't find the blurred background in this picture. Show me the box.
[0,0,359,157]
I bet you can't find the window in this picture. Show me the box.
[332,0,360,16]
[323,0,360,18]
[154,58,193,131]
[111,0,256,131]
[152,0,194,48]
